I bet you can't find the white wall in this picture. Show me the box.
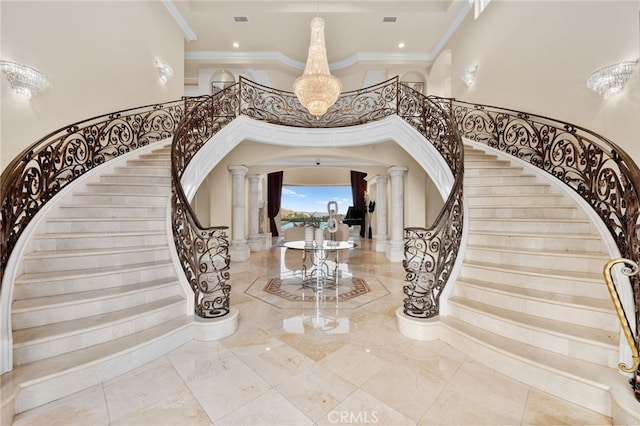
[1,1,185,170]
[445,0,639,162]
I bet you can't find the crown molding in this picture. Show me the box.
[162,0,197,41]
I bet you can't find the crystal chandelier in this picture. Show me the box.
[587,60,638,98]
[293,17,342,117]
[0,60,49,99]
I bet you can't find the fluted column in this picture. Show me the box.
[387,166,408,262]
[247,174,263,251]
[374,175,389,253]
[228,165,250,261]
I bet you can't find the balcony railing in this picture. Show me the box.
[170,77,464,319]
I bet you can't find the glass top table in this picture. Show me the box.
[283,240,355,289]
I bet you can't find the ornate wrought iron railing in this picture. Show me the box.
[397,90,464,318]
[451,99,640,347]
[171,77,464,320]
[171,90,237,318]
[0,99,188,285]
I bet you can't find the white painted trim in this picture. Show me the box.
[161,0,197,41]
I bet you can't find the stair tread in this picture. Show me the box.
[3,315,192,387]
[466,244,609,259]
[462,259,602,281]
[455,277,613,312]
[34,230,166,240]
[12,277,178,310]
[441,316,617,385]
[13,295,185,344]
[15,260,173,283]
[471,217,591,223]
[46,216,164,222]
[22,244,168,259]
[468,229,603,241]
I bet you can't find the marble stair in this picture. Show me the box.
[2,142,192,418]
[441,144,629,416]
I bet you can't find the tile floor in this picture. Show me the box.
[12,238,612,425]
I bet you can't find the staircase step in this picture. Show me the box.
[112,166,170,176]
[465,193,570,207]
[447,297,618,368]
[6,316,192,414]
[452,279,618,333]
[84,182,170,195]
[464,159,514,168]
[99,174,171,185]
[469,217,595,234]
[460,260,609,300]
[464,245,609,274]
[56,204,166,218]
[468,205,582,219]
[464,174,539,185]
[68,193,169,206]
[466,230,607,252]
[464,166,529,177]
[13,260,176,298]
[32,230,167,251]
[22,245,170,274]
[126,159,170,167]
[12,281,181,329]
[44,217,166,233]
[13,295,185,365]
[440,316,617,416]
[464,183,553,195]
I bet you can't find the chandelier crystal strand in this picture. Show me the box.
[587,59,638,98]
[293,17,342,116]
[0,60,49,98]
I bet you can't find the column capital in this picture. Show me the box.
[373,175,389,184]
[228,165,248,175]
[247,174,262,182]
[388,166,408,176]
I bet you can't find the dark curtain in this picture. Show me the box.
[350,170,368,237]
[267,171,284,237]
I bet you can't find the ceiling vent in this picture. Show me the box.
[234,16,248,22]
[383,17,397,23]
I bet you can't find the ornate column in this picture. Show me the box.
[374,175,389,253]
[248,174,265,251]
[387,166,408,262]
[228,165,250,261]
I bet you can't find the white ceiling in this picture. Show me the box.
[166,0,472,92]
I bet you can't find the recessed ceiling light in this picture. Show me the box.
[383,17,397,23]
[234,16,248,22]
[398,42,405,48]
[232,42,239,48]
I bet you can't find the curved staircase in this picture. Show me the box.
[442,143,636,418]
[1,142,192,420]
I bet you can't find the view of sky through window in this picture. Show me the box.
[281,185,352,215]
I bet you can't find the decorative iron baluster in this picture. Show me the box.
[171,89,239,318]
[397,85,465,318]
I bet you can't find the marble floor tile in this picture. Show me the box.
[11,239,616,426]
[12,384,109,426]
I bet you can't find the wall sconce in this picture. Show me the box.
[461,65,478,87]
[587,59,638,98]
[155,60,174,83]
[0,60,49,99]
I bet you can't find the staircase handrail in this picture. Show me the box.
[397,91,465,318]
[170,88,238,318]
[0,98,192,285]
[451,99,640,347]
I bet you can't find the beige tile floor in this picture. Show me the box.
[12,238,612,425]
